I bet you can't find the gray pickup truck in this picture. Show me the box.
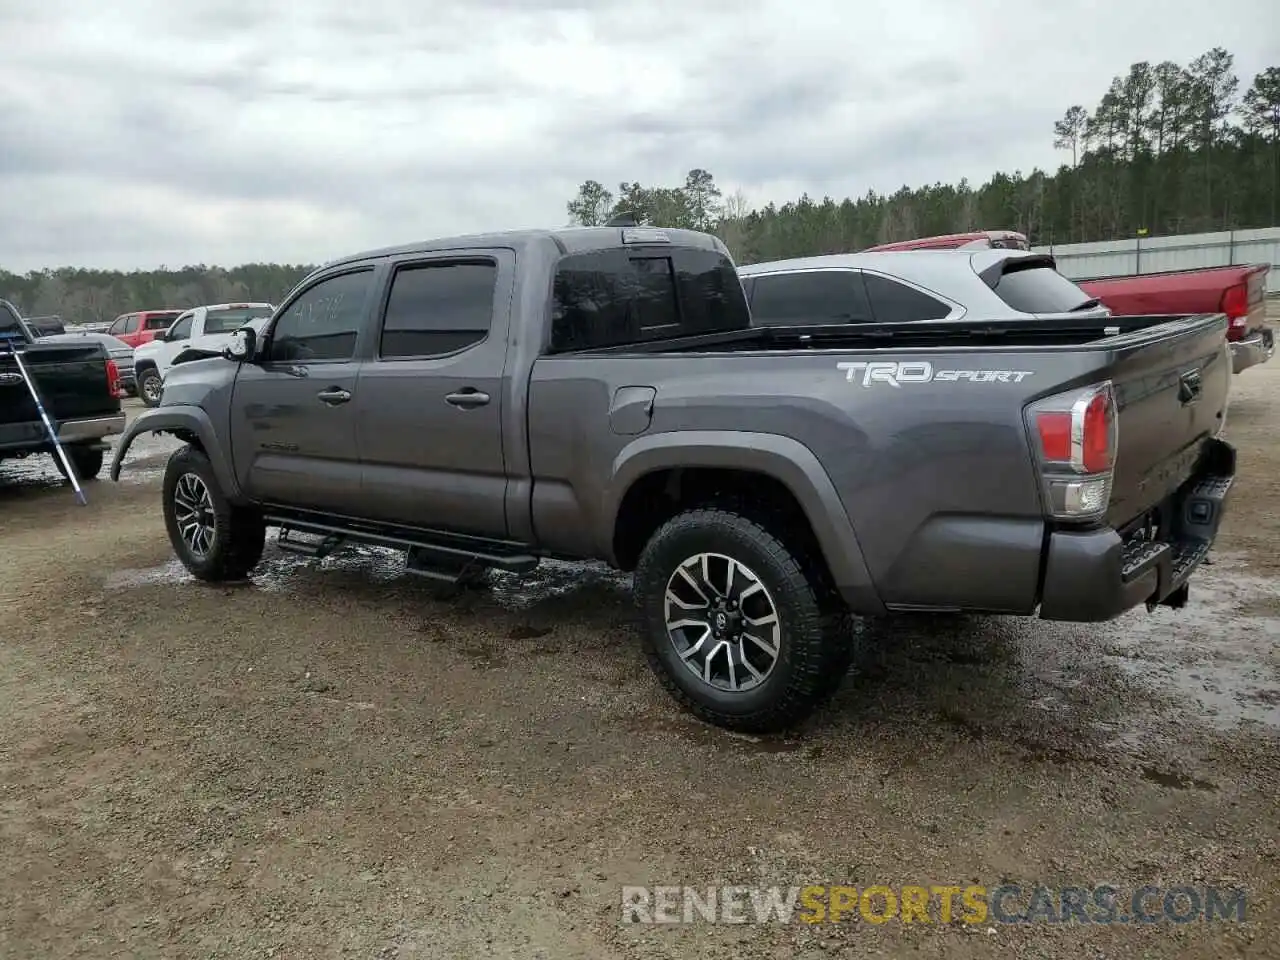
[110,226,1236,732]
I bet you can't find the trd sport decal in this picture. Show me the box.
[836,361,1035,388]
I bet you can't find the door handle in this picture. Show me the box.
[316,387,352,405]
[1178,371,1202,405]
[445,389,491,409]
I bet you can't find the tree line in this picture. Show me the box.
[1,48,1276,327]
[566,49,1279,265]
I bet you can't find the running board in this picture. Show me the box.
[265,514,539,575]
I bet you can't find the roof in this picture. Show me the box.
[319,225,727,273]
[737,248,1047,289]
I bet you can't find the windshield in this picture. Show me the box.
[204,305,274,334]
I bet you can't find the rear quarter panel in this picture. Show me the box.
[526,349,1087,614]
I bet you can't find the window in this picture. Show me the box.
[749,270,873,326]
[990,264,1095,314]
[863,273,951,322]
[267,270,371,362]
[110,314,139,335]
[379,261,497,358]
[168,314,194,340]
[204,305,275,334]
[144,311,181,330]
[551,247,749,352]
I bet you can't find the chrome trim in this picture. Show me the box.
[57,414,126,442]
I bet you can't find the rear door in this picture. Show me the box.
[228,268,378,513]
[748,269,874,327]
[353,251,514,536]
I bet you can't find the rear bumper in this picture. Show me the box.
[0,413,125,455]
[1230,327,1274,374]
[1039,439,1235,622]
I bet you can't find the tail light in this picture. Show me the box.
[1025,381,1117,521]
[1220,282,1249,340]
[105,357,125,399]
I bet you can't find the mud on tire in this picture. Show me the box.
[162,446,266,582]
[633,506,856,734]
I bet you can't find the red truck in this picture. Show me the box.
[864,231,1273,375]
[1077,265,1272,375]
[106,309,184,349]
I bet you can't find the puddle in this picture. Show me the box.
[102,536,1280,747]
[1100,555,1280,732]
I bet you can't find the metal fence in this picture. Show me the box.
[1033,227,1280,293]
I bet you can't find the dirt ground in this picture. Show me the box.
[3,330,1280,959]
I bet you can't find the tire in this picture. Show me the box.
[137,366,163,407]
[162,446,266,582]
[55,445,104,481]
[634,507,856,734]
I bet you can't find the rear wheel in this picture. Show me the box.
[137,366,163,407]
[55,445,104,481]
[633,507,855,733]
[162,446,266,581]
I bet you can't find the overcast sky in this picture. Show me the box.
[1,0,1277,272]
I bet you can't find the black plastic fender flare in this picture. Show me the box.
[109,406,244,500]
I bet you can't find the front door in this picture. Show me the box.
[354,251,514,538]
[228,266,379,514]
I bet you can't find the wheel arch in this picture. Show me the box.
[110,406,244,501]
[606,431,884,615]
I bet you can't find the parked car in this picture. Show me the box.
[738,249,1111,327]
[106,309,185,349]
[23,320,138,397]
[133,303,275,406]
[111,225,1235,733]
[0,299,126,481]
[865,232,1272,375]
[1077,264,1272,374]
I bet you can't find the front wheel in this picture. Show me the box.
[162,446,266,581]
[137,366,163,407]
[633,507,855,733]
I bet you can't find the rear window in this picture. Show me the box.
[550,247,749,352]
[204,305,275,334]
[990,264,1094,314]
[143,311,182,330]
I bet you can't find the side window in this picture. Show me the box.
[111,315,139,335]
[168,314,194,340]
[379,261,497,359]
[550,247,748,352]
[749,270,873,326]
[267,270,372,363]
[863,273,951,322]
[146,313,177,330]
[107,316,127,335]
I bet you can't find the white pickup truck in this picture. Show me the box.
[134,302,274,406]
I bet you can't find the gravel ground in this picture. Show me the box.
[2,339,1280,959]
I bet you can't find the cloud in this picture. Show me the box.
[0,0,1276,270]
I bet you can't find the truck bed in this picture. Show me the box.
[527,309,1230,615]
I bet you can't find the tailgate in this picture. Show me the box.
[1103,314,1231,528]
[0,342,117,426]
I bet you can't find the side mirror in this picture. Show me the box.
[223,326,257,362]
